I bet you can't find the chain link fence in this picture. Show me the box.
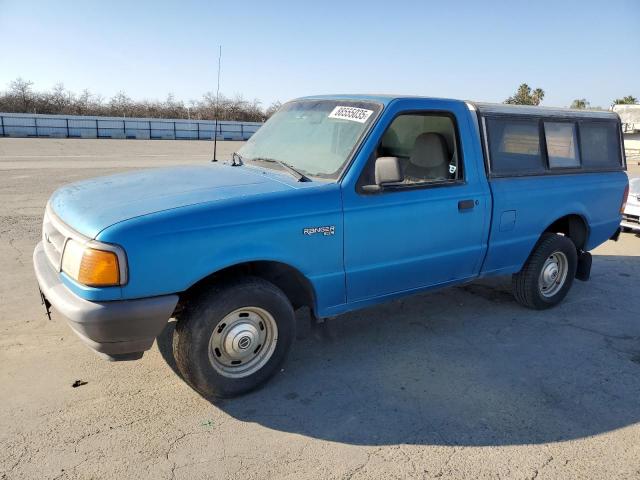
[0,112,262,141]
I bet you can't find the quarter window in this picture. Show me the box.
[544,122,580,168]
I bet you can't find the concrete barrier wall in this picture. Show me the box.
[0,113,263,141]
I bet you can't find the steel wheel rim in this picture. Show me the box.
[208,306,278,378]
[538,251,569,298]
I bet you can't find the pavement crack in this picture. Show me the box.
[70,415,153,453]
[4,442,28,476]
[342,447,381,480]
[530,455,554,480]
[434,446,459,478]
[7,237,25,267]
[165,430,203,480]
[549,320,638,341]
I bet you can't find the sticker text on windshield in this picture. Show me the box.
[328,106,374,124]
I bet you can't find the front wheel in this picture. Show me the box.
[173,277,295,398]
[512,233,578,310]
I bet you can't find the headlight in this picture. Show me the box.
[61,239,124,287]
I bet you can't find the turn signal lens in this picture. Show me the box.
[62,240,120,287]
[78,248,120,286]
[621,183,629,214]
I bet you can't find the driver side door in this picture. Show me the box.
[342,100,490,302]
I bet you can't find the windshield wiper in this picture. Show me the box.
[231,152,244,166]
[250,157,311,182]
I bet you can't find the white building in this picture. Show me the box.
[613,104,640,165]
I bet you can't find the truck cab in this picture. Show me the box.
[34,95,628,398]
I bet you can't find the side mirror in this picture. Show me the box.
[362,157,403,193]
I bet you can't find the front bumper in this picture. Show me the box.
[33,241,178,360]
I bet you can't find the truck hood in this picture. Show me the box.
[49,164,294,238]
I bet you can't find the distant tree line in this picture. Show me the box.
[2,78,637,119]
[0,78,282,121]
[505,83,638,109]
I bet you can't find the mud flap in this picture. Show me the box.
[576,251,592,282]
[39,289,52,320]
[610,227,621,242]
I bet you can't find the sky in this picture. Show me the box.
[0,0,638,109]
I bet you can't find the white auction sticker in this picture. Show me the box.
[328,106,374,123]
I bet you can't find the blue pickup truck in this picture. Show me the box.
[34,95,628,397]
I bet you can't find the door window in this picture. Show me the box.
[360,113,462,188]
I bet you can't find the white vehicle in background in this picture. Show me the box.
[622,176,640,232]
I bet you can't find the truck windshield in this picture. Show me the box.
[237,99,381,180]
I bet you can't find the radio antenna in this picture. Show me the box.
[212,45,222,162]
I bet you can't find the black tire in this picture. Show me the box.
[173,277,295,398]
[512,233,578,310]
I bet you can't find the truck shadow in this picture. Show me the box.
[157,253,640,447]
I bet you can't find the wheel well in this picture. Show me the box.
[179,261,316,314]
[544,214,588,250]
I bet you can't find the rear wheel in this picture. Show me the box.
[512,233,578,309]
[173,277,295,398]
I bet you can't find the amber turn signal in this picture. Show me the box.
[620,183,629,214]
[77,248,120,286]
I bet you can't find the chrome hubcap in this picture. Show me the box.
[208,307,278,378]
[538,251,568,298]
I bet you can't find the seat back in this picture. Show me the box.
[405,132,450,182]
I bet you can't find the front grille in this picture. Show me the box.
[42,210,66,270]
[622,213,640,225]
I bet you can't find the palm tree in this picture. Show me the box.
[614,95,638,105]
[504,84,545,106]
[531,88,545,106]
[570,99,590,109]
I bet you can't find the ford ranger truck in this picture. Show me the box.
[33,96,628,398]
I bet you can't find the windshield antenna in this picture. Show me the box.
[212,45,222,162]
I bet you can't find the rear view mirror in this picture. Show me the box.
[362,157,403,193]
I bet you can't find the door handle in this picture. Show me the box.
[458,199,476,211]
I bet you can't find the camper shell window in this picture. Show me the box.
[544,122,580,169]
[483,114,623,177]
[578,121,622,169]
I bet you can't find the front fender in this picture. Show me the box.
[97,184,346,313]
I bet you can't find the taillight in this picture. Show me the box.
[620,183,629,213]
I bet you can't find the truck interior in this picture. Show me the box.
[360,113,462,187]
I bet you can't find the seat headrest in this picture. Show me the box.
[409,133,449,168]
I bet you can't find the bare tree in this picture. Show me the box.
[74,89,97,115]
[8,77,35,112]
[108,91,135,117]
[0,78,282,120]
[265,101,282,119]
